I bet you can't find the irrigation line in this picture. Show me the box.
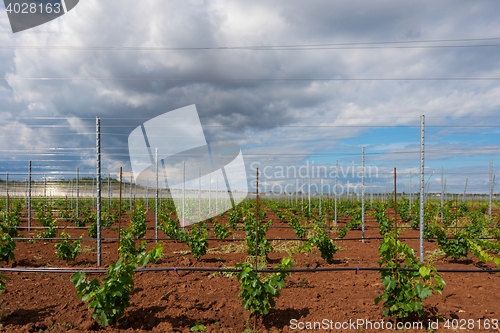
[1,266,499,274]
[14,226,125,230]
[11,236,500,242]
[11,225,500,231]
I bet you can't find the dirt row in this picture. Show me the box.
[0,207,499,332]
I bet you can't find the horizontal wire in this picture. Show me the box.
[105,150,491,157]
[0,266,498,274]
[9,235,500,243]
[2,115,500,120]
[3,36,500,51]
[105,125,500,128]
[6,44,500,51]
[1,120,499,128]
[2,125,500,130]
[3,77,500,81]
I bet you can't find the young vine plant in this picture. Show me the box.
[35,222,58,239]
[213,219,231,240]
[0,233,15,264]
[71,229,163,327]
[55,232,81,262]
[235,257,293,316]
[0,211,20,237]
[243,216,273,259]
[35,203,56,227]
[187,223,208,260]
[130,203,147,238]
[375,233,445,319]
[0,232,15,297]
[309,225,338,263]
[289,214,306,239]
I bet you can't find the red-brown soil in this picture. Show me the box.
[0,207,499,332]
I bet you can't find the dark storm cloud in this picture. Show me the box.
[0,0,499,184]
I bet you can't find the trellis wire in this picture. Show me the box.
[1,266,499,274]
[9,235,500,242]
[0,115,498,269]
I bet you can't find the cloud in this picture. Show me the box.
[0,0,499,191]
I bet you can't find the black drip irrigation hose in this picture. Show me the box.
[15,226,119,230]
[11,236,500,242]
[1,266,499,274]
[11,224,500,231]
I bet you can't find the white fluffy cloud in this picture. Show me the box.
[0,0,499,191]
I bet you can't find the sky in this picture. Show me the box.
[0,0,499,196]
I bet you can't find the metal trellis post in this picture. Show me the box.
[335,160,338,225]
[96,117,102,267]
[362,147,365,243]
[5,172,8,216]
[489,160,493,217]
[155,148,159,243]
[28,160,31,231]
[419,115,425,263]
[76,167,79,220]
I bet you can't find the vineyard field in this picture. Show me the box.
[0,197,499,332]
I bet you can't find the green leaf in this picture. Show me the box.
[386,277,397,291]
[419,266,431,278]
[375,232,446,320]
[264,283,277,295]
[191,323,207,332]
[417,285,432,299]
[415,283,424,296]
